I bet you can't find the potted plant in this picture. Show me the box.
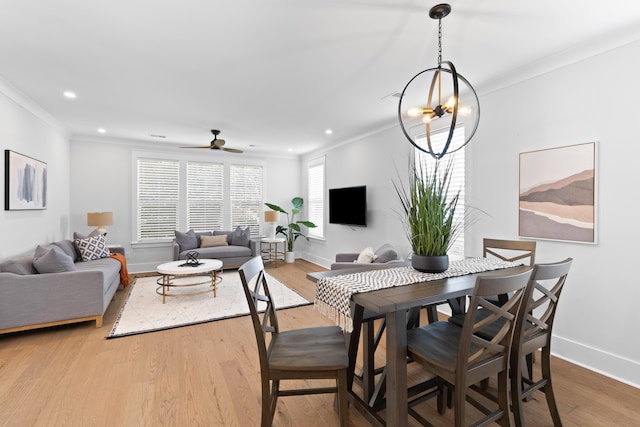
[265,197,317,263]
[393,157,462,273]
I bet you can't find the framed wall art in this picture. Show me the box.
[4,150,47,210]
[519,141,596,243]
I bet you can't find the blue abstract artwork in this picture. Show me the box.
[4,150,47,210]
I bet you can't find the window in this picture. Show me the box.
[307,157,325,239]
[137,158,180,240]
[187,162,223,231]
[415,127,465,259]
[135,155,264,242]
[230,164,263,234]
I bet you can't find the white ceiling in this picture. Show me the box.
[2,0,640,156]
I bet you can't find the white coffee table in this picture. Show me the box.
[156,259,223,304]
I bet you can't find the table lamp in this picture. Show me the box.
[87,211,113,235]
[264,210,279,239]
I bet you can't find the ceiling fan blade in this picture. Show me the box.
[222,147,243,154]
[180,145,214,148]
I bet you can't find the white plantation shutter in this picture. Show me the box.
[230,164,262,235]
[308,159,324,238]
[187,162,223,231]
[137,158,180,240]
[415,126,466,259]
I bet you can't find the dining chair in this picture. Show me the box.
[448,258,573,427]
[238,256,350,427]
[406,268,532,427]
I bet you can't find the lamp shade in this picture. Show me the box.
[87,211,113,227]
[264,211,279,222]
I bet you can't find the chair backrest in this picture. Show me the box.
[458,269,533,374]
[483,238,536,266]
[238,256,280,370]
[513,258,573,351]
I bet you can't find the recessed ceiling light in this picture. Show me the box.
[325,129,333,135]
[150,134,166,138]
[97,128,106,133]
[63,91,77,99]
[287,148,293,152]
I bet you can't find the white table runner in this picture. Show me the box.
[314,258,522,331]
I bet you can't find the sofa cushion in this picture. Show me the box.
[231,226,251,247]
[213,230,233,245]
[52,239,78,261]
[200,234,228,248]
[0,254,38,275]
[356,247,376,263]
[374,245,400,263]
[33,245,77,274]
[175,229,198,252]
[74,234,111,262]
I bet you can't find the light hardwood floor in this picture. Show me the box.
[1,259,639,426]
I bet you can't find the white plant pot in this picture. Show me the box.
[285,251,295,263]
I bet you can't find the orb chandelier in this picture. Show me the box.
[398,3,480,159]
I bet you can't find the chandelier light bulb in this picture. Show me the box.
[407,107,422,118]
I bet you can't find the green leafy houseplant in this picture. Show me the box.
[265,197,317,252]
[394,157,462,271]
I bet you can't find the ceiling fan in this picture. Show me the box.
[180,129,243,153]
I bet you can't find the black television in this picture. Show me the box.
[329,185,367,226]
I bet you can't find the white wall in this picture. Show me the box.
[465,38,640,387]
[0,83,71,259]
[69,138,300,272]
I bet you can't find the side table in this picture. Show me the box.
[260,237,285,266]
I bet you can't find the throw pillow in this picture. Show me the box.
[356,247,376,263]
[200,234,228,248]
[374,247,399,264]
[33,245,76,274]
[52,240,78,261]
[175,229,198,252]
[231,226,251,247]
[73,230,101,259]
[74,234,111,262]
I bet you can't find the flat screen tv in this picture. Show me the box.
[329,185,367,226]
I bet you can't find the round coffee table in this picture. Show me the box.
[156,259,223,304]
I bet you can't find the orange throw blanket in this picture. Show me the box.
[110,252,130,288]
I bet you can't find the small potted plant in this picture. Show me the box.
[265,197,317,263]
[394,157,462,272]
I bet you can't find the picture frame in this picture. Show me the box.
[519,141,596,244]
[4,150,47,210]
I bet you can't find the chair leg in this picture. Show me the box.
[264,379,279,427]
[497,370,511,427]
[454,380,466,427]
[337,369,350,427]
[541,347,563,427]
[511,354,526,427]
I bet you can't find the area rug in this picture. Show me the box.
[107,271,310,338]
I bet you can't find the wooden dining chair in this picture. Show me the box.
[483,238,537,267]
[449,258,573,427]
[406,268,532,427]
[238,256,350,427]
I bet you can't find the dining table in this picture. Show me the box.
[307,259,530,427]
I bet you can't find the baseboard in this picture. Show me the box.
[550,335,640,389]
[299,252,331,269]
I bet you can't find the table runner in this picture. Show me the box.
[314,257,522,331]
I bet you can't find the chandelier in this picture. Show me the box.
[398,3,480,159]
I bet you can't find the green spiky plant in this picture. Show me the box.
[394,157,463,257]
[265,197,317,252]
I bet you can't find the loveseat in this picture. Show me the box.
[330,243,406,270]
[173,228,258,269]
[0,235,125,334]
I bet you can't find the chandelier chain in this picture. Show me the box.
[437,18,442,65]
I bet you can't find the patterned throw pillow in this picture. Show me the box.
[74,234,111,262]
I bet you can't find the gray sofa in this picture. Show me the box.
[330,243,406,270]
[0,239,124,334]
[173,229,258,269]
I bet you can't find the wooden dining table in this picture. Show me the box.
[307,263,531,427]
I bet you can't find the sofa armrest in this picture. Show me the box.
[109,246,125,256]
[172,239,180,261]
[335,253,359,262]
[249,239,260,257]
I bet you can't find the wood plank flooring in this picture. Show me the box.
[1,259,639,426]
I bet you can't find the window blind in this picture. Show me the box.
[187,162,223,231]
[308,160,324,238]
[137,158,180,240]
[230,164,262,235]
